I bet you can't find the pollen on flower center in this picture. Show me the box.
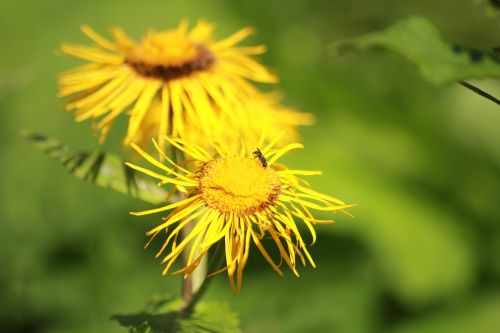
[198,156,281,215]
[125,31,215,81]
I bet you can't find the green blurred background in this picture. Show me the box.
[1,0,500,332]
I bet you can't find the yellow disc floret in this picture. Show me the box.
[125,29,215,81]
[126,30,199,67]
[198,157,281,215]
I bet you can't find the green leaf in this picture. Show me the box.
[305,118,477,308]
[21,132,167,204]
[331,16,500,85]
[112,296,241,333]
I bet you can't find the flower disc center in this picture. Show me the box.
[198,157,281,215]
[125,31,215,81]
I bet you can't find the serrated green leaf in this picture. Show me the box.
[112,296,241,333]
[22,132,167,204]
[331,16,500,85]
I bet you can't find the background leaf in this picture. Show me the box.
[331,16,500,85]
[112,296,241,333]
[303,117,477,308]
[21,132,167,204]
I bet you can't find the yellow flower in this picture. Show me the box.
[58,20,277,152]
[126,135,352,292]
[130,93,314,153]
[240,93,315,145]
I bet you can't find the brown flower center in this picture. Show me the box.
[125,31,215,81]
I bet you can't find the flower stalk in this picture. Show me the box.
[181,220,208,304]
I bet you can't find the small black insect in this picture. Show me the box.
[253,148,267,168]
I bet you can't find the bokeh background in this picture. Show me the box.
[2,0,500,332]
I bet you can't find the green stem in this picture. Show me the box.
[181,222,208,304]
[170,145,217,310]
[182,242,225,314]
[167,145,206,305]
[458,80,500,106]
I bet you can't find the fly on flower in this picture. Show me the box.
[58,20,279,152]
[126,135,352,292]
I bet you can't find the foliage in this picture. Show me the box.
[21,132,167,204]
[331,16,500,85]
[112,296,240,333]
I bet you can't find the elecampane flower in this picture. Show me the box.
[129,93,314,152]
[126,136,352,291]
[240,93,315,145]
[58,20,278,151]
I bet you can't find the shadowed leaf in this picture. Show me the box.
[331,16,500,85]
[112,296,241,333]
[22,131,167,204]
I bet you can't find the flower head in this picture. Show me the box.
[126,135,352,291]
[59,20,282,151]
[129,93,314,153]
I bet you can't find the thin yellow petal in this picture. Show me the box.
[267,143,304,165]
[211,27,254,50]
[81,25,117,51]
[130,194,201,216]
[125,81,161,143]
